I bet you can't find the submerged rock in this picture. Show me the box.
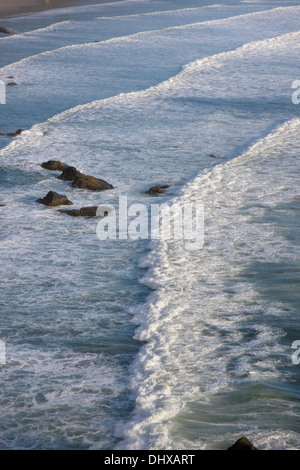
[227,437,258,451]
[62,206,98,217]
[35,392,48,404]
[0,27,17,35]
[209,153,225,159]
[72,175,114,192]
[6,128,24,137]
[41,160,69,172]
[36,191,73,207]
[146,184,170,195]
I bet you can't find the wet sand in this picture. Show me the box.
[0,0,120,18]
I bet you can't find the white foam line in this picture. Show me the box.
[115,117,300,450]
[1,5,299,73]
[1,27,299,159]
[36,29,300,119]
[0,20,72,39]
[96,4,227,20]
[181,118,300,195]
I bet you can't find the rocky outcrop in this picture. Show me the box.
[57,166,82,181]
[146,184,170,195]
[57,166,113,191]
[41,160,69,172]
[0,27,17,35]
[36,191,73,207]
[62,206,98,217]
[72,175,114,191]
[227,437,258,451]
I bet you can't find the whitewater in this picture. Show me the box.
[0,0,299,450]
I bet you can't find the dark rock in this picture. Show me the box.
[6,128,24,137]
[72,175,114,192]
[209,153,225,159]
[35,392,48,404]
[41,160,69,172]
[0,27,17,35]
[36,191,73,207]
[146,185,170,195]
[7,76,14,79]
[7,82,18,87]
[62,206,98,217]
[58,166,114,191]
[227,437,258,451]
[58,166,83,181]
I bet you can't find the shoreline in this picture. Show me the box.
[0,0,122,19]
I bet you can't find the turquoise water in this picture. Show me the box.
[0,0,299,450]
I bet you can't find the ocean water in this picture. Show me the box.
[0,0,299,450]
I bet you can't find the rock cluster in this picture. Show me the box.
[38,160,114,216]
[57,165,114,191]
[37,161,171,217]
